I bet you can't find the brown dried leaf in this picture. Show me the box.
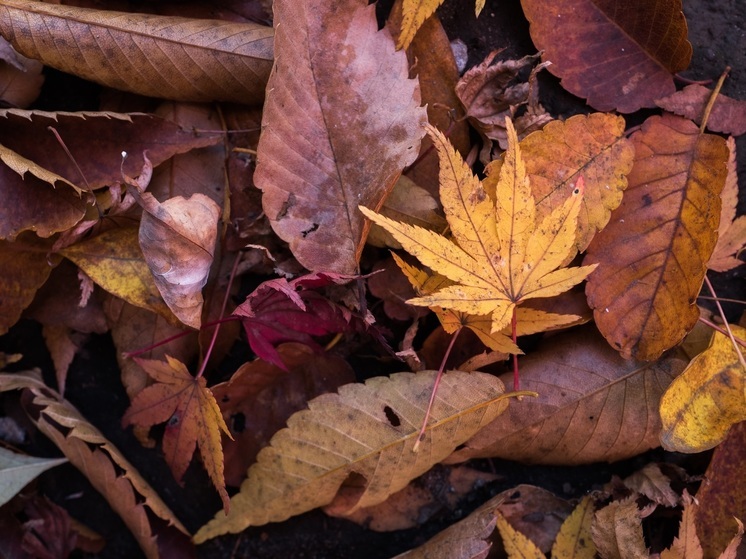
[521,0,692,113]
[585,114,728,360]
[710,137,746,271]
[656,84,746,137]
[0,37,42,108]
[445,325,687,465]
[0,0,273,103]
[134,190,220,329]
[622,463,679,508]
[591,499,648,559]
[661,491,703,559]
[694,421,746,559]
[0,370,188,559]
[256,0,426,273]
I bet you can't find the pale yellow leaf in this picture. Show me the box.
[496,511,545,559]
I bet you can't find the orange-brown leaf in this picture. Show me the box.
[656,84,746,137]
[256,0,426,273]
[122,356,231,510]
[709,137,746,272]
[521,0,692,113]
[585,114,728,360]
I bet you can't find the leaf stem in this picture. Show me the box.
[511,306,520,391]
[703,274,746,371]
[413,327,462,452]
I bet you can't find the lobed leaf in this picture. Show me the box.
[194,370,511,542]
[0,0,273,103]
[585,114,728,360]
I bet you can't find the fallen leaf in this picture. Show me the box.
[591,499,648,559]
[256,0,426,273]
[233,272,372,370]
[0,37,42,108]
[552,496,597,559]
[395,0,443,50]
[521,0,692,113]
[659,325,746,453]
[0,447,67,508]
[361,121,595,338]
[496,510,545,559]
[661,491,704,559]
[122,355,232,510]
[194,370,511,542]
[21,496,77,559]
[585,114,729,360]
[445,325,687,464]
[0,0,274,103]
[486,112,635,256]
[622,463,680,508]
[694,421,746,559]
[0,370,188,559]
[656,84,746,137]
[133,189,220,329]
[60,226,176,323]
[212,343,355,487]
[709,137,746,271]
[41,325,81,396]
[391,493,503,559]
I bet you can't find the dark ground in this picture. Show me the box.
[1,0,745,558]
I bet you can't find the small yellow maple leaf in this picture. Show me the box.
[360,119,596,338]
[122,355,232,510]
[397,0,485,50]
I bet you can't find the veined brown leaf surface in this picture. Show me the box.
[0,0,273,103]
[194,370,510,542]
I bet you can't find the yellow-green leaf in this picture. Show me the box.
[552,496,596,559]
[659,325,746,453]
[194,370,512,542]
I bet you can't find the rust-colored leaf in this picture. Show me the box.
[122,356,232,510]
[256,0,426,273]
[445,326,687,465]
[0,0,273,103]
[521,0,692,113]
[585,114,728,360]
[656,84,746,137]
[487,113,635,255]
[0,37,42,108]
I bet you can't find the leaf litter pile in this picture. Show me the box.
[0,0,744,557]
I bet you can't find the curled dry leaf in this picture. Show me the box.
[656,84,746,137]
[0,370,188,559]
[522,0,692,113]
[486,113,635,256]
[256,0,426,273]
[591,499,648,559]
[446,326,688,465]
[133,189,220,329]
[122,356,232,510]
[585,114,728,360]
[659,325,746,453]
[194,370,510,542]
[0,0,273,103]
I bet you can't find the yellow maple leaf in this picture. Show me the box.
[396,0,485,50]
[360,119,596,338]
[122,355,232,510]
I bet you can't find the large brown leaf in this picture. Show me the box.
[445,326,688,465]
[521,0,692,113]
[255,0,426,273]
[0,0,273,104]
[584,114,728,360]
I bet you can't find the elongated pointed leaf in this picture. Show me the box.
[194,370,511,542]
[0,0,273,103]
[0,447,67,508]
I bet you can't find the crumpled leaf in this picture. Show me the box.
[552,496,597,559]
[521,0,692,113]
[361,121,596,337]
[591,499,648,559]
[0,0,273,103]
[60,226,176,323]
[445,325,687,464]
[694,421,746,559]
[585,114,728,360]
[233,272,374,370]
[622,463,680,508]
[256,0,426,273]
[133,188,220,330]
[656,84,746,137]
[0,370,188,559]
[486,112,635,256]
[659,325,746,453]
[391,493,503,559]
[497,510,545,559]
[20,496,78,559]
[709,137,746,272]
[0,447,67,508]
[194,370,511,542]
[122,355,232,510]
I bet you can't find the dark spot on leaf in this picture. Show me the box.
[231,413,246,433]
[301,223,319,238]
[509,490,521,500]
[642,193,653,206]
[168,414,179,426]
[277,193,295,219]
[383,405,401,427]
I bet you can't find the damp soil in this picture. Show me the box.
[1,0,745,558]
